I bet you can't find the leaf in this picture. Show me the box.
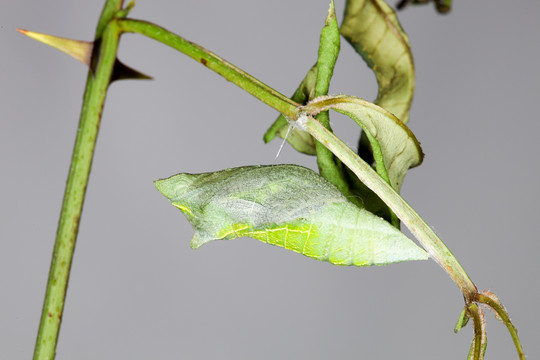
[339,1,418,219]
[396,0,452,14]
[155,164,427,266]
[302,95,423,192]
[454,306,471,333]
[340,0,415,124]
[264,1,419,226]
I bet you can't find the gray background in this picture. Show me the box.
[2,0,539,359]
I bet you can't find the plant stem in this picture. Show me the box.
[116,19,299,119]
[475,293,525,360]
[300,115,478,300]
[33,2,123,359]
[467,303,486,360]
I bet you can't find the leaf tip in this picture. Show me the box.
[454,306,471,333]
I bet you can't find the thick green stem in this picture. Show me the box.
[300,115,478,300]
[32,3,123,359]
[116,18,299,119]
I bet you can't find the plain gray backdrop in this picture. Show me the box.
[2,0,539,359]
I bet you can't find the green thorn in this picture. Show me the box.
[115,1,136,18]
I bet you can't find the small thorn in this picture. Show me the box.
[116,1,136,18]
[17,29,93,67]
[111,59,152,82]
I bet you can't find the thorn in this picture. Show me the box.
[116,1,136,18]
[17,29,93,67]
[17,29,151,82]
[111,59,152,82]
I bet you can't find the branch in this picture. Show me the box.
[32,1,124,358]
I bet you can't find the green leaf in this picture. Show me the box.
[454,306,471,333]
[155,164,427,266]
[341,0,415,124]
[302,95,423,192]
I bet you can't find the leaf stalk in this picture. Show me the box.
[475,293,525,360]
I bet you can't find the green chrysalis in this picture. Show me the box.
[155,164,427,266]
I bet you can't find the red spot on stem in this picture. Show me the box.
[200,58,207,66]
